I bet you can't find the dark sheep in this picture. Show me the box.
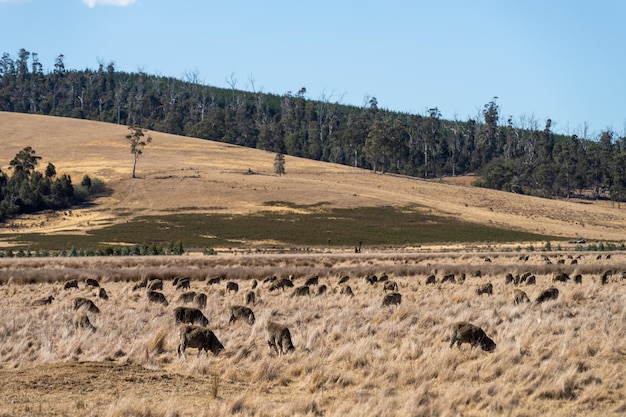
[425,274,436,285]
[552,273,570,283]
[72,297,100,314]
[476,282,493,296]
[33,295,54,306]
[449,321,496,353]
[473,270,482,278]
[176,278,191,291]
[64,279,79,290]
[174,306,209,326]
[601,270,613,285]
[292,285,310,297]
[132,279,147,291]
[574,274,583,284]
[383,281,399,292]
[338,275,350,284]
[513,289,530,305]
[194,293,207,310]
[304,275,319,286]
[317,284,328,296]
[266,321,295,355]
[341,285,354,296]
[250,280,258,290]
[441,274,456,284]
[525,275,536,286]
[177,291,197,304]
[98,287,109,300]
[229,305,256,325]
[269,278,294,291]
[72,312,96,332]
[147,279,164,292]
[85,278,100,288]
[263,275,278,284]
[178,325,224,358]
[505,273,515,285]
[147,291,169,306]
[382,292,402,307]
[226,281,239,293]
[378,273,389,282]
[244,290,256,305]
[535,287,559,304]
[365,275,378,285]
[206,276,223,286]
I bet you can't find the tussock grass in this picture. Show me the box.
[1,251,626,416]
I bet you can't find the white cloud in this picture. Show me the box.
[82,0,137,8]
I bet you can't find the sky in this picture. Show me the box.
[1,0,625,137]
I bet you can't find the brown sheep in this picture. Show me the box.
[505,273,515,285]
[574,274,582,284]
[441,274,455,284]
[291,285,310,297]
[64,279,79,290]
[338,275,350,284]
[304,275,319,286]
[147,279,164,292]
[177,291,197,304]
[228,305,256,325]
[72,297,100,314]
[425,274,436,285]
[206,276,223,286]
[341,285,354,297]
[85,278,100,288]
[383,281,399,292]
[552,273,570,283]
[513,289,530,305]
[178,325,224,358]
[382,292,402,307]
[535,287,559,303]
[250,279,258,289]
[174,306,209,326]
[525,275,536,285]
[269,278,294,291]
[72,312,96,332]
[147,291,169,306]
[176,278,191,291]
[194,293,207,309]
[98,287,109,300]
[33,295,54,306]
[449,321,496,353]
[317,285,328,296]
[132,279,147,291]
[244,290,256,305]
[266,321,295,355]
[476,282,493,296]
[226,281,239,293]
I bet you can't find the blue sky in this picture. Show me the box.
[1,0,625,138]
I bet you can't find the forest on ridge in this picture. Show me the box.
[2,48,626,202]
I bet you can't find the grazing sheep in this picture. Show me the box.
[383,281,399,292]
[441,274,455,284]
[574,274,582,284]
[269,278,294,291]
[174,306,209,326]
[147,279,164,292]
[64,279,79,290]
[194,293,207,309]
[72,297,100,314]
[317,284,328,296]
[378,273,389,282]
[98,287,109,300]
[425,274,436,285]
[206,276,223,286]
[291,285,310,297]
[250,279,258,290]
[226,281,239,293]
[552,273,570,283]
[177,291,197,304]
[449,321,496,353]
[132,279,147,291]
[229,305,256,325]
[474,270,482,277]
[244,290,256,305]
[72,312,96,332]
[341,285,354,297]
[535,287,559,304]
[505,273,515,285]
[147,291,169,306]
[601,270,613,285]
[263,275,278,284]
[365,275,377,285]
[176,278,191,291]
[85,278,100,288]
[178,325,224,358]
[513,289,530,305]
[525,275,536,285]
[476,282,493,296]
[33,295,54,306]
[382,292,402,307]
[304,275,319,286]
[266,321,295,355]
[338,275,350,284]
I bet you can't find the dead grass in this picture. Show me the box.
[0,251,625,416]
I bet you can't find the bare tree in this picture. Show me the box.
[125,126,152,178]
[274,153,286,176]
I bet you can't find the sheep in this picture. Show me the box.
[194,293,207,310]
[33,295,54,306]
[266,321,295,355]
[552,273,570,283]
[341,285,354,297]
[176,278,191,291]
[72,311,96,332]
[178,325,224,358]
[244,290,256,305]
[476,282,493,296]
[317,284,328,296]
[226,281,239,293]
[441,274,455,284]
[206,276,223,286]
[177,291,197,304]
[291,285,310,297]
[250,279,258,290]
[147,279,163,292]
[85,278,100,288]
[525,275,536,285]
[425,274,436,285]
[147,291,169,306]
[338,275,350,284]
[63,279,79,290]
[228,305,256,325]
[513,289,530,305]
[383,281,399,292]
[574,274,583,284]
[72,297,100,314]
[174,306,209,327]
[304,275,319,286]
[449,321,496,353]
[98,287,109,300]
[382,292,402,307]
[269,278,294,291]
[535,287,559,304]
[132,279,147,291]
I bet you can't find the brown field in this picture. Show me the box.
[1,112,626,416]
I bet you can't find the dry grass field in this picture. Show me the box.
[1,252,626,416]
[1,112,626,416]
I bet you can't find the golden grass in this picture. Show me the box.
[1,251,625,416]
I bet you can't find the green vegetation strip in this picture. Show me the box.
[2,205,558,251]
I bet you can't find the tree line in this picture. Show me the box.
[2,48,626,202]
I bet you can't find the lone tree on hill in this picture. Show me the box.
[125,126,152,178]
[274,153,286,176]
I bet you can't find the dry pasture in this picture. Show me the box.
[1,251,626,416]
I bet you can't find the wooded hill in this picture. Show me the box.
[2,48,625,201]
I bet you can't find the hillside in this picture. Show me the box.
[1,112,625,245]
